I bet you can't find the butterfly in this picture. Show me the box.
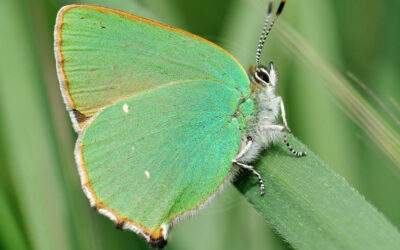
[54,0,305,248]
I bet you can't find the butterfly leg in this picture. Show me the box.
[262,124,307,157]
[233,139,265,195]
[282,133,307,157]
[277,96,291,133]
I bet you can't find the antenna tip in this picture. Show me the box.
[277,0,287,16]
[268,2,273,13]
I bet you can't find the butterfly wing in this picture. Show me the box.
[55,5,250,131]
[78,80,244,244]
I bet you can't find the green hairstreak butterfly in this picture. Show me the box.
[54,0,305,248]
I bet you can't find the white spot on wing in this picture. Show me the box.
[123,103,129,113]
[144,171,150,179]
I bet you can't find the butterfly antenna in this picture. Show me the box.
[255,0,287,68]
[255,1,274,68]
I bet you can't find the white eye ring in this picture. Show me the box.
[254,67,271,86]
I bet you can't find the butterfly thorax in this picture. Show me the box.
[239,64,282,163]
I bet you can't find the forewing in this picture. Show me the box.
[55,5,250,131]
[77,80,243,242]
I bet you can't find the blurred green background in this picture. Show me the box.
[0,0,399,249]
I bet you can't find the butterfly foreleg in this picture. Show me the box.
[275,97,307,156]
[277,96,291,133]
[233,139,265,195]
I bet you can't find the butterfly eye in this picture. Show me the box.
[254,67,270,86]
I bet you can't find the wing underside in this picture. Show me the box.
[55,5,250,131]
[77,80,244,243]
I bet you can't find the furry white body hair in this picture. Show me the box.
[239,65,283,163]
[233,63,305,195]
[241,89,282,163]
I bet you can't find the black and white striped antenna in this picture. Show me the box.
[255,0,287,68]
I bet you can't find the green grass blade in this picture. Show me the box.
[235,136,400,250]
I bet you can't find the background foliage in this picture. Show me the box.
[0,0,399,249]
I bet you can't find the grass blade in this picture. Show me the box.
[235,136,400,250]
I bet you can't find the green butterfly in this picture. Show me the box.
[54,0,304,248]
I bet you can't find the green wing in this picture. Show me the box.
[77,80,243,242]
[55,5,255,246]
[55,5,250,131]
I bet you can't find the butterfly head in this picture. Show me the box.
[254,61,277,89]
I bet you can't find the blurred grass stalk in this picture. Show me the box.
[0,0,72,249]
[276,22,400,170]
[0,189,29,250]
